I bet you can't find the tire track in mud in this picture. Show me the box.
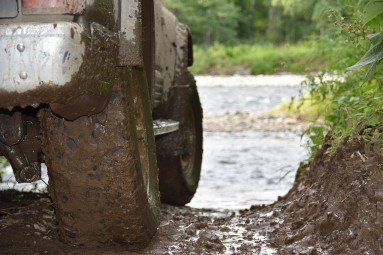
[0,191,279,254]
[2,137,381,254]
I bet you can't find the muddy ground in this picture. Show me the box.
[1,134,383,254]
[1,76,382,254]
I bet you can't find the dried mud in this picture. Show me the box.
[1,135,383,254]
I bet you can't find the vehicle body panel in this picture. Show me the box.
[0,0,191,120]
[0,22,85,93]
[21,0,86,15]
[0,20,118,120]
[154,1,192,103]
[0,3,203,245]
[0,0,18,18]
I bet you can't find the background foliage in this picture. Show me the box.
[164,0,383,159]
[191,42,324,75]
[0,157,7,182]
[296,0,383,158]
[164,0,365,45]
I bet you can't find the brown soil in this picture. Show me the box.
[1,136,383,254]
[0,189,264,255]
[270,136,383,254]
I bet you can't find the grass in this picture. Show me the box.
[191,41,327,75]
[268,93,331,159]
[268,94,328,123]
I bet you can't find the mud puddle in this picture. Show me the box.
[0,190,279,254]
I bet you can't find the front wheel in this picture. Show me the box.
[40,67,159,247]
[155,75,203,205]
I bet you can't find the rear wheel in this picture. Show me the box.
[40,67,159,247]
[155,75,203,205]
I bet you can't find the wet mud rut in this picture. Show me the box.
[3,137,383,254]
[0,189,281,254]
[2,138,383,255]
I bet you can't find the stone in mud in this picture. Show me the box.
[197,231,224,251]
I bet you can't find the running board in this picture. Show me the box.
[153,119,180,136]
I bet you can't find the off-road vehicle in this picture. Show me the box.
[0,0,202,247]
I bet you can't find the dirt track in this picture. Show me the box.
[1,75,382,254]
[1,134,383,254]
[0,189,277,254]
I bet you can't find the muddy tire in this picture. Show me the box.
[155,75,203,205]
[40,67,160,247]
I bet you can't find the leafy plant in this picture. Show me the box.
[191,42,325,75]
[363,0,383,24]
[346,32,383,80]
[298,0,383,160]
[0,156,9,183]
[304,124,327,158]
[346,1,383,79]
[164,0,241,44]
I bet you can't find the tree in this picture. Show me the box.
[164,0,241,45]
[226,0,270,41]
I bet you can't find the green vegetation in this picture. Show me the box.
[191,42,326,75]
[165,0,383,161]
[287,1,383,158]
[164,0,241,45]
[0,156,7,182]
[164,0,346,45]
[163,0,360,75]
[269,93,328,123]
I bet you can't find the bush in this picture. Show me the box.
[191,42,326,75]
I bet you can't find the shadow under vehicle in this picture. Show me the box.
[0,0,202,248]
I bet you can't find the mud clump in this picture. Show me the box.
[197,231,225,251]
[272,137,383,254]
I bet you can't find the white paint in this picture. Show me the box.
[0,22,85,93]
[120,0,140,44]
